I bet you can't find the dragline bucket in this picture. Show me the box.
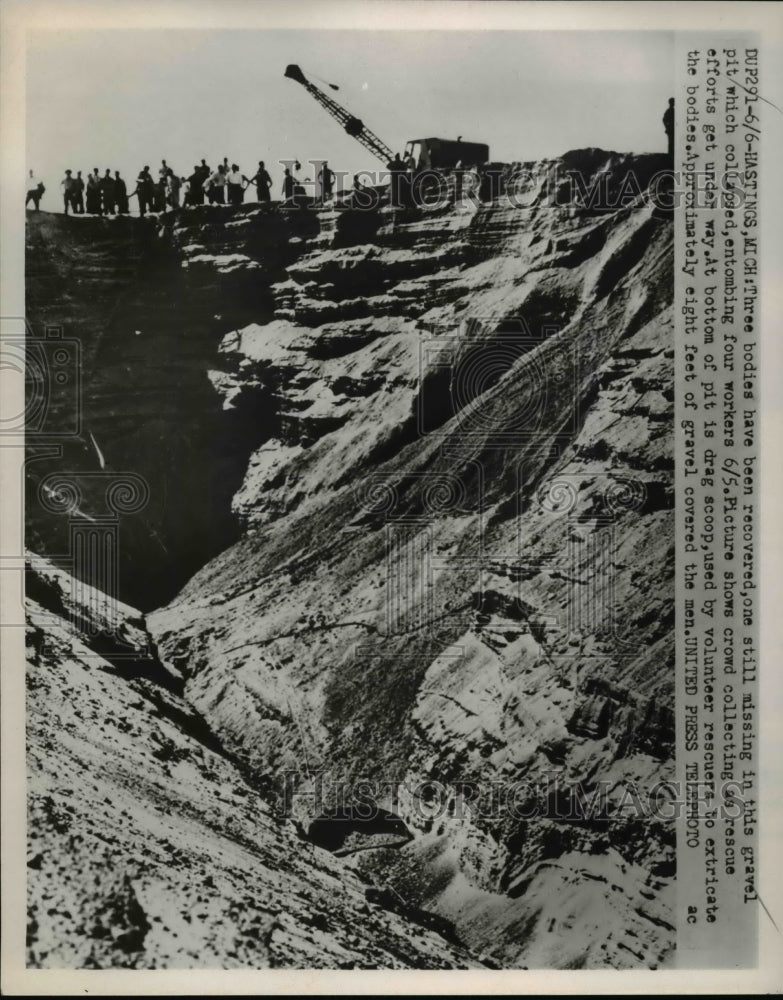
[284,64,308,86]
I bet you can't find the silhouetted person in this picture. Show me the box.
[198,159,210,186]
[159,159,169,181]
[663,97,674,159]
[282,167,295,204]
[349,173,377,210]
[187,165,203,205]
[73,171,85,213]
[101,169,116,214]
[86,168,101,214]
[317,161,335,203]
[154,176,166,212]
[387,153,405,208]
[114,171,128,214]
[197,160,212,201]
[26,170,44,210]
[250,161,272,203]
[133,166,154,216]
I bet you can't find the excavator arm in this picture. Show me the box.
[284,64,394,165]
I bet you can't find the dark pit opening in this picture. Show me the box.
[24,210,296,612]
[307,807,413,855]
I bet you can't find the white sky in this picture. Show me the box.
[27,29,673,201]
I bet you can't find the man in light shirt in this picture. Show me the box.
[61,170,76,215]
[204,164,227,204]
[226,164,249,206]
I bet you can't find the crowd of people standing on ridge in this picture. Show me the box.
[27,102,674,218]
[27,153,488,217]
[24,157,337,216]
[26,154,478,218]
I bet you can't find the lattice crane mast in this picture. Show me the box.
[284,64,394,165]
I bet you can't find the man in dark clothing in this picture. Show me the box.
[73,171,85,213]
[187,166,203,205]
[133,166,154,216]
[282,168,295,204]
[86,168,102,214]
[387,153,406,208]
[197,160,212,201]
[101,169,116,214]
[663,98,674,159]
[317,161,335,203]
[114,171,128,214]
[154,177,166,212]
[250,160,272,203]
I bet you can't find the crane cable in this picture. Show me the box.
[312,72,339,92]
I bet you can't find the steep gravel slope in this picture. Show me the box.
[25,557,479,969]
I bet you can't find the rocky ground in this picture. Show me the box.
[25,149,675,968]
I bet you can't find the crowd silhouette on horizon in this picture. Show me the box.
[25,155,484,218]
[24,157,347,217]
[24,148,484,218]
[25,100,675,219]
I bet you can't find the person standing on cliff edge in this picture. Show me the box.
[281,167,296,206]
[317,161,335,204]
[249,161,272,204]
[86,168,101,214]
[73,171,85,213]
[204,164,227,204]
[663,97,674,160]
[101,169,116,215]
[131,166,154,216]
[165,168,181,210]
[187,165,203,205]
[61,170,76,214]
[226,163,249,206]
[114,171,128,215]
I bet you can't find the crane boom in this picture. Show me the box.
[284,64,394,165]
